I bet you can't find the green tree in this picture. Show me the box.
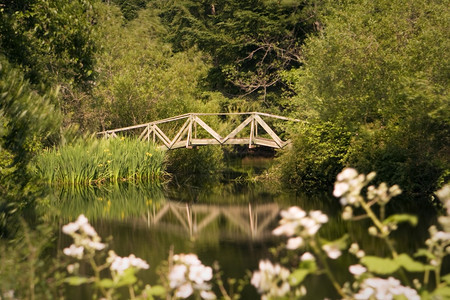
[92,3,222,130]
[156,0,319,104]
[280,0,449,194]
[0,56,61,237]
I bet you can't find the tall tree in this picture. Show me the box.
[156,0,320,104]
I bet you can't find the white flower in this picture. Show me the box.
[200,290,216,300]
[129,254,150,269]
[189,264,213,284]
[300,252,315,261]
[62,222,79,235]
[169,264,187,288]
[169,253,214,297]
[280,206,306,221]
[333,182,350,197]
[251,260,290,298]
[75,214,88,226]
[337,168,358,181]
[175,283,193,298]
[110,254,149,275]
[310,210,328,224]
[349,264,367,276]
[63,244,84,259]
[87,240,106,251]
[272,222,297,237]
[174,254,201,266]
[80,223,98,237]
[355,277,420,300]
[286,237,304,250]
[322,244,342,259]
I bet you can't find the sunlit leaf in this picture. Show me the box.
[98,278,115,288]
[414,249,435,260]
[396,253,428,272]
[65,276,90,286]
[361,256,400,274]
[382,214,418,226]
[289,269,310,286]
[432,287,450,297]
[148,285,165,296]
[441,274,450,284]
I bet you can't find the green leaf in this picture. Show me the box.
[432,287,450,297]
[116,268,137,287]
[361,256,400,274]
[299,260,317,273]
[396,254,428,272]
[414,249,435,260]
[383,214,418,226]
[289,269,310,286]
[441,274,450,284]
[64,276,90,286]
[148,285,165,296]
[98,278,115,288]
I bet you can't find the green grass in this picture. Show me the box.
[34,137,166,185]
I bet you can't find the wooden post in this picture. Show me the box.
[186,115,193,148]
[249,115,255,148]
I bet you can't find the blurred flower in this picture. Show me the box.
[354,277,420,300]
[322,244,342,259]
[349,264,367,276]
[251,260,290,300]
[63,244,84,259]
[168,253,215,299]
[300,252,315,261]
[273,207,328,242]
[286,237,304,250]
[109,251,149,275]
[333,168,375,206]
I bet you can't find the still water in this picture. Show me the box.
[50,157,439,299]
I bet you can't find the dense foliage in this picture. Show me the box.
[278,0,449,194]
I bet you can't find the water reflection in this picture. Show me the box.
[50,165,442,299]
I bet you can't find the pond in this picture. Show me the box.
[49,157,441,299]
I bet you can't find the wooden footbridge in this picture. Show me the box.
[98,112,300,150]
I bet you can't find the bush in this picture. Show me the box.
[276,122,352,191]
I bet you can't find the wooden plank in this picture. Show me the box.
[222,115,253,143]
[254,115,283,148]
[190,138,221,145]
[253,137,280,148]
[223,138,250,145]
[193,116,223,143]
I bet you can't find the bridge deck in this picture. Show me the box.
[98,112,300,150]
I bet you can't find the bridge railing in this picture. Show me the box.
[97,112,300,150]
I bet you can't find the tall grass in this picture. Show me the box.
[34,137,165,185]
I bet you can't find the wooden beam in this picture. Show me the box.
[221,115,253,143]
[254,115,283,148]
[193,116,223,143]
[168,118,190,149]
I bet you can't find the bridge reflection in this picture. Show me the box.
[130,202,280,242]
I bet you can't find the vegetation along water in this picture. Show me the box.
[0,0,448,299]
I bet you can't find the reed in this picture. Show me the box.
[34,137,166,185]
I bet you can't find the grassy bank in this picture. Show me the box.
[34,137,165,185]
